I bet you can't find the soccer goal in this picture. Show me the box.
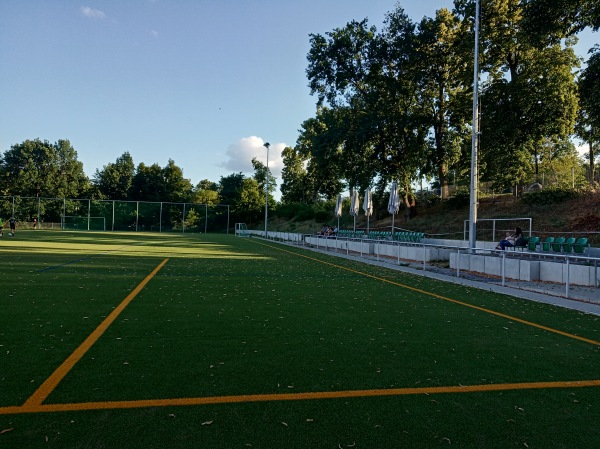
[235,223,250,237]
[62,215,106,231]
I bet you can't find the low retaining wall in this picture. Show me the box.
[304,236,449,263]
[450,253,599,287]
[249,231,599,288]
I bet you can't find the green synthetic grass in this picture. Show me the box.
[0,230,599,448]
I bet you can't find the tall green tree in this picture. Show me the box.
[218,172,263,223]
[295,109,347,199]
[304,7,432,216]
[0,139,88,198]
[238,177,264,223]
[192,179,220,205]
[251,157,276,212]
[415,8,472,199]
[459,0,581,190]
[162,159,193,203]
[92,152,135,200]
[576,46,600,185]
[129,163,165,201]
[128,159,192,203]
[306,19,381,197]
[523,0,600,45]
[280,146,314,203]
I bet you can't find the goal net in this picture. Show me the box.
[62,216,106,231]
[235,223,250,237]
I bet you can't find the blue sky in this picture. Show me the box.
[1,1,596,197]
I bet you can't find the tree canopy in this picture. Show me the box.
[2,0,598,226]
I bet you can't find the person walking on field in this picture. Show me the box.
[9,217,16,236]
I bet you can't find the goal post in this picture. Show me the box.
[62,215,106,231]
[235,223,250,237]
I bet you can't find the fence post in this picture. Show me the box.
[566,256,570,299]
[501,251,506,287]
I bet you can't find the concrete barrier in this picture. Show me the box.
[258,231,598,287]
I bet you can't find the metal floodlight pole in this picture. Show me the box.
[226,205,230,234]
[468,0,481,253]
[160,202,163,233]
[264,142,270,238]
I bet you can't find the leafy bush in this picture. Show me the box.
[522,188,580,206]
[274,201,335,222]
[446,190,471,208]
[422,192,441,207]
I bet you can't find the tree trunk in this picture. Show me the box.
[438,162,449,200]
[590,139,595,187]
[402,189,417,220]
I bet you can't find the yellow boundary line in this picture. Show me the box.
[256,241,600,347]
[2,379,600,415]
[23,258,169,408]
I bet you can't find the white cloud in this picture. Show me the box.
[80,6,106,19]
[221,136,285,179]
[151,30,159,37]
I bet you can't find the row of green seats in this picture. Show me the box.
[338,229,425,242]
[393,231,424,243]
[337,229,365,238]
[528,236,589,254]
[368,231,393,240]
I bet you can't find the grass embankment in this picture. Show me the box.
[268,191,600,245]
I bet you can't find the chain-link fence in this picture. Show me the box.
[0,196,230,233]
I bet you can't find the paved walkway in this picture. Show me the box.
[288,241,600,317]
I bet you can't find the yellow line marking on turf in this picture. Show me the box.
[256,241,600,347]
[3,379,600,415]
[23,258,169,408]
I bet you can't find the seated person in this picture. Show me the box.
[496,227,523,250]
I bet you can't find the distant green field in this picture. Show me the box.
[1,230,599,448]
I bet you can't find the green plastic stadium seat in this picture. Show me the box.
[573,238,589,254]
[562,237,576,253]
[551,237,565,252]
[541,237,554,251]
[527,236,540,251]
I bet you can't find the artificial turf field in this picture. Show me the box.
[0,231,599,448]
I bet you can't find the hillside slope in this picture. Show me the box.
[268,191,600,245]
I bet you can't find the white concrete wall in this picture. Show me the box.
[259,231,598,287]
[448,253,597,286]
